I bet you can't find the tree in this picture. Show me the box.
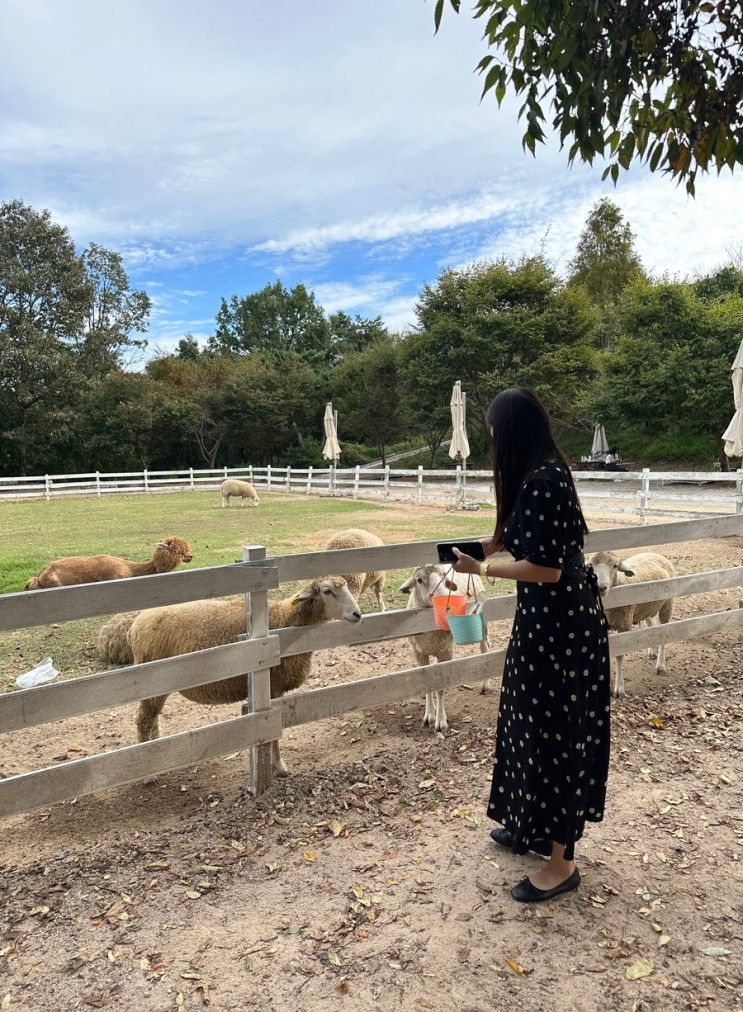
[331,338,406,465]
[77,243,150,376]
[210,281,332,369]
[0,200,90,472]
[176,334,201,360]
[568,199,645,310]
[694,265,743,302]
[400,330,456,466]
[435,1,743,194]
[329,311,388,363]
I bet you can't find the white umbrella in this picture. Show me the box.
[449,380,470,462]
[591,423,609,459]
[723,339,743,458]
[322,402,341,462]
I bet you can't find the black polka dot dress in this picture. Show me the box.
[487,462,610,860]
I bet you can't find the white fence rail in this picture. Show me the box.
[2,514,743,818]
[1,463,742,516]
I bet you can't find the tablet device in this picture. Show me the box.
[436,540,486,564]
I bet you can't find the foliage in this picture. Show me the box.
[568,199,645,311]
[435,0,743,194]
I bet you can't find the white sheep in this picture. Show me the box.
[323,529,387,611]
[589,550,676,698]
[398,564,491,732]
[220,478,260,508]
[129,577,361,777]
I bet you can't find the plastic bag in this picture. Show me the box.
[16,656,59,689]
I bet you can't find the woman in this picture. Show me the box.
[453,388,610,903]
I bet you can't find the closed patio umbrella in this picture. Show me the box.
[449,380,470,504]
[322,402,341,493]
[591,423,609,460]
[723,339,743,458]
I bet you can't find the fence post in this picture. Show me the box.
[189,467,194,490]
[95,471,101,498]
[284,465,291,492]
[736,469,743,515]
[306,465,313,494]
[267,464,272,491]
[417,465,423,503]
[384,465,390,499]
[353,465,360,499]
[44,475,51,501]
[242,545,274,795]
[640,468,650,522]
[249,464,254,484]
[143,469,149,493]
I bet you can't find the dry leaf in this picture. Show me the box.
[626,958,653,980]
[648,715,665,729]
[409,814,422,824]
[180,972,201,981]
[337,979,350,995]
[418,779,435,789]
[139,958,151,971]
[658,935,670,948]
[352,885,365,899]
[328,951,342,967]
[303,850,317,863]
[230,840,246,854]
[330,821,344,838]
[106,950,116,963]
[702,946,731,957]
[175,995,185,1009]
[1,996,11,1010]
[266,862,278,874]
[185,891,201,900]
[145,860,169,871]
[505,956,526,976]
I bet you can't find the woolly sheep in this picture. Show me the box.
[323,529,387,612]
[589,550,676,698]
[24,538,193,590]
[398,564,491,732]
[220,479,259,508]
[97,612,140,665]
[129,577,362,776]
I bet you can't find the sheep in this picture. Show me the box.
[323,529,387,612]
[23,538,193,590]
[398,564,491,733]
[220,479,259,508]
[97,611,140,665]
[128,577,362,777]
[589,550,676,698]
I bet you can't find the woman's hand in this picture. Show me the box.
[480,536,502,557]
[452,547,482,575]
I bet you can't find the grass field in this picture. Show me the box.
[0,489,497,690]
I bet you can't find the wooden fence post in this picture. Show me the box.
[249,464,254,484]
[285,465,291,492]
[44,475,51,501]
[417,465,423,503]
[384,465,390,499]
[143,469,149,493]
[640,468,650,522]
[267,464,272,490]
[242,545,273,795]
[736,469,743,515]
[189,467,194,490]
[95,471,101,498]
[353,465,360,499]
[306,466,313,494]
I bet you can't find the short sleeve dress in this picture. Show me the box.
[487,462,611,860]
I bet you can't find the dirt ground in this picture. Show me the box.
[1,506,742,1011]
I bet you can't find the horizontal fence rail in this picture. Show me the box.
[1,462,742,517]
[2,513,743,818]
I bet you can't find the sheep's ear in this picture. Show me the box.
[293,587,317,603]
[398,574,415,594]
[618,562,635,577]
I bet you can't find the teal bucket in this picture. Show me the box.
[447,611,486,645]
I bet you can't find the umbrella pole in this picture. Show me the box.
[333,410,339,495]
[461,392,467,507]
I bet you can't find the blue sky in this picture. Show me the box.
[2,0,741,357]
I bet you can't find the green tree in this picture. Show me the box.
[77,243,150,377]
[0,200,90,473]
[176,334,202,360]
[568,199,645,309]
[329,311,388,363]
[435,1,743,194]
[400,330,457,466]
[694,265,743,302]
[331,338,406,465]
[210,281,332,369]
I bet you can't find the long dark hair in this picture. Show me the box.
[486,387,588,545]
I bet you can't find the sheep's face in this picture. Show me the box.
[589,551,634,596]
[398,565,457,607]
[295,578,362,623]
[155,537,193,570]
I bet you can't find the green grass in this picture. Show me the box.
[0,490,500,690]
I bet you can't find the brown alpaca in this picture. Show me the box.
[24,538,193,590]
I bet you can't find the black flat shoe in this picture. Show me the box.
[489,827,552,858]
[510,868,581,903]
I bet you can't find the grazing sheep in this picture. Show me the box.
[398,564,491,732]
[220,479,259,508]
[129,578,361,776]
[589,550,676,698]
[97,612,140,665]
[323,529,387,612]
[23,538,193,590]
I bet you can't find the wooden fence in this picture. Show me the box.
[1,514,743,817]
[2,463,743,516]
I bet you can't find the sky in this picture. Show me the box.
[1,0,742,357]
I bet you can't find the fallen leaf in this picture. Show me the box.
[230,840,246,854]
[337,979,350,995]
[409,814,422,824]
[330,821,345,838]
[658,935,670,948]
[266,862,278,874]
[303,850,317,864]
[328,951,342,967]
[648,715,665,729]
[626,958,654,980]
[185,891,201,900]
[505,956,527,976]
[701,946,732,957]
[176,995,185,1008]
[106,950,116,963]
[1,996,10,1010]
[139,958,151,971]
[418,779,436,789]
[351,885,365,899]
[145,860,169,871]
[180,971,201,980]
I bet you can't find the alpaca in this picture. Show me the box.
[23,538,193,590]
